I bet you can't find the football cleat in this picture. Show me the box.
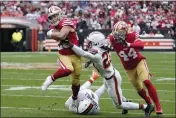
[41,76,54,91]
[122,109,128,115]
[144,104,154,117]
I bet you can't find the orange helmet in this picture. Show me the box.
[48,6,63,26]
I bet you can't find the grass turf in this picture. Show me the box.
[1,51,175,117]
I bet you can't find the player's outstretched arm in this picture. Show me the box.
[47,26,71,41]
[71,45,97,61]
[128,39,144,49]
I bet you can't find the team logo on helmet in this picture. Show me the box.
[113,21,128,32]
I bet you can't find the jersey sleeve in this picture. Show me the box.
[134,32,140,42]
[129,32,144,49]
[61,18,74,28]
[72,45,97,61]
[107,34,115,45]
[49,25,55,29]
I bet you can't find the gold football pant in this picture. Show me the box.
[58,54,82,86]
[126,59,150,92]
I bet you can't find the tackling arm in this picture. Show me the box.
[72,45,97,61]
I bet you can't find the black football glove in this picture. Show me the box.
[84,60,92,68]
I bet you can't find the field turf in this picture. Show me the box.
[1,51,175,117]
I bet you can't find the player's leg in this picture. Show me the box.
[80,70,100,90]
[137,59,163,114]
[69,55,82,104]
[41,54,73,90]
[113,71,147,110]
[127,68,154,116]
[127,69,152,105]
[94,84,106,100]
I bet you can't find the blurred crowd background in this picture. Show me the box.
[1,1,176,37]
[1,1,176,52]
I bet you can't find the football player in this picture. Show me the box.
[108,21,163,116]
[67,31,148,115]
[41,6,82,108]
[65,70,102,114]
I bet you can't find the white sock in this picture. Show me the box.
[121,102,141,110]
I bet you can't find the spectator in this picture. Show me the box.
[154,31,164,37]
[38,25,45,51]
[132,22,141,34]
[1,1,175,37]
[90,15,102,29]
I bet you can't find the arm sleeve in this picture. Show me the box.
[80,81,92,90]
[62,18,74,28]
[72,45,97,61]
[130,39,144,49]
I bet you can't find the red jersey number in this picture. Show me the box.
[102,52,111,69]
[119,48,138,61]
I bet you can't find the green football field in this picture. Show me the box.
[1,51,175,117]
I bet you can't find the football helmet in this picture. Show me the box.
[113,21,128,33]
[86,31,110,50]
[48,6,63,26]
[112,21,128,42]
[77,100,94,114]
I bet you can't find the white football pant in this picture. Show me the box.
[104,70,145,110]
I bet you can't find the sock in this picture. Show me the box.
[72,84,80,100]
[144,80,161,107]
[121,102,141,110]
[138,88,152,104]
[51,68,72,81]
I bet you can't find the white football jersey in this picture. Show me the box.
[72,46,114,79]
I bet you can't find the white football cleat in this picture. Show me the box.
[41,76,54,91]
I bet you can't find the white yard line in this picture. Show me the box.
[1,85,175,92]
[156,78,176,81]
[1,106,175,116]
[1,94,175,103]
[1,77,175,84]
